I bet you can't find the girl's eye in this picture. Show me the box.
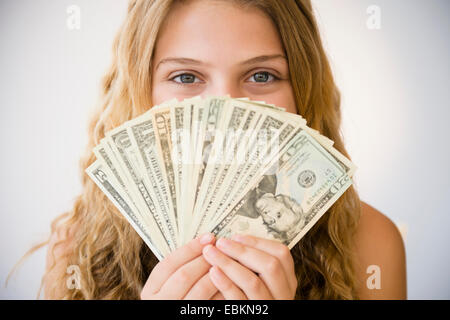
[248,71,276,83]
[171,73,200,84]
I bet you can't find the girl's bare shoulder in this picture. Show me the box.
[353,201,407,299]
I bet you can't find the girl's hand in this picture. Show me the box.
[141,233,219,300]
[202,234,298,300]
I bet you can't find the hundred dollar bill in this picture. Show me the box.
[211,128,353,249]
[86,161,167,260]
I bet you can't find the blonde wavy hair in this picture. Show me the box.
[16,0,362,299]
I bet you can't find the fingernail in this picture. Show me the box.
[199,233,214,245]
[203,244,217,257]
[216,237,232,249]
[231,234,246,243]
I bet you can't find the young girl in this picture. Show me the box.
[41,0,406,299]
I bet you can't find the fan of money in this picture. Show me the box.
[86,96,356,260]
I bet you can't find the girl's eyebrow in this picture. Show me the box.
[238,54,287,66]
[155,54,287,70]
[156,57,207,70]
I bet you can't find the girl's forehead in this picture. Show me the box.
[154,0,284,63]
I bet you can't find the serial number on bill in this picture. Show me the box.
[180,304,270,317]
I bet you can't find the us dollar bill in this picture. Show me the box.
[86,161,167,260]
[203,112,296,231]
[207,107,342,228]
[181,100,208,243]
[210,129,353,249]
[201,108,258,215]
[239,99,334,148]
[194,107,289,236]
[189,103,249,237]
[126,115,179,250]
[106,124,177,251]
[87,96,357,254]
[170,103,185,240]
[196,103,247,213]
[93,142,153,233]
[153,107,178,224]
[189,97,228,234]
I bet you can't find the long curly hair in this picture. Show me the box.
[18,0,362,299]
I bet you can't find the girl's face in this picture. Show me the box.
[151,0,297,114]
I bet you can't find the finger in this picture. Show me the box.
[216,237,292,299]
[203,245,272,300]
[232,234,297,289]
[158,255,211,299]
[209,266,247,300]
[211,292,225,300]
[145,233,215,294]
[183,273,218,300]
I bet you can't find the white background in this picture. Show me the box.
[1,0,449,299]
